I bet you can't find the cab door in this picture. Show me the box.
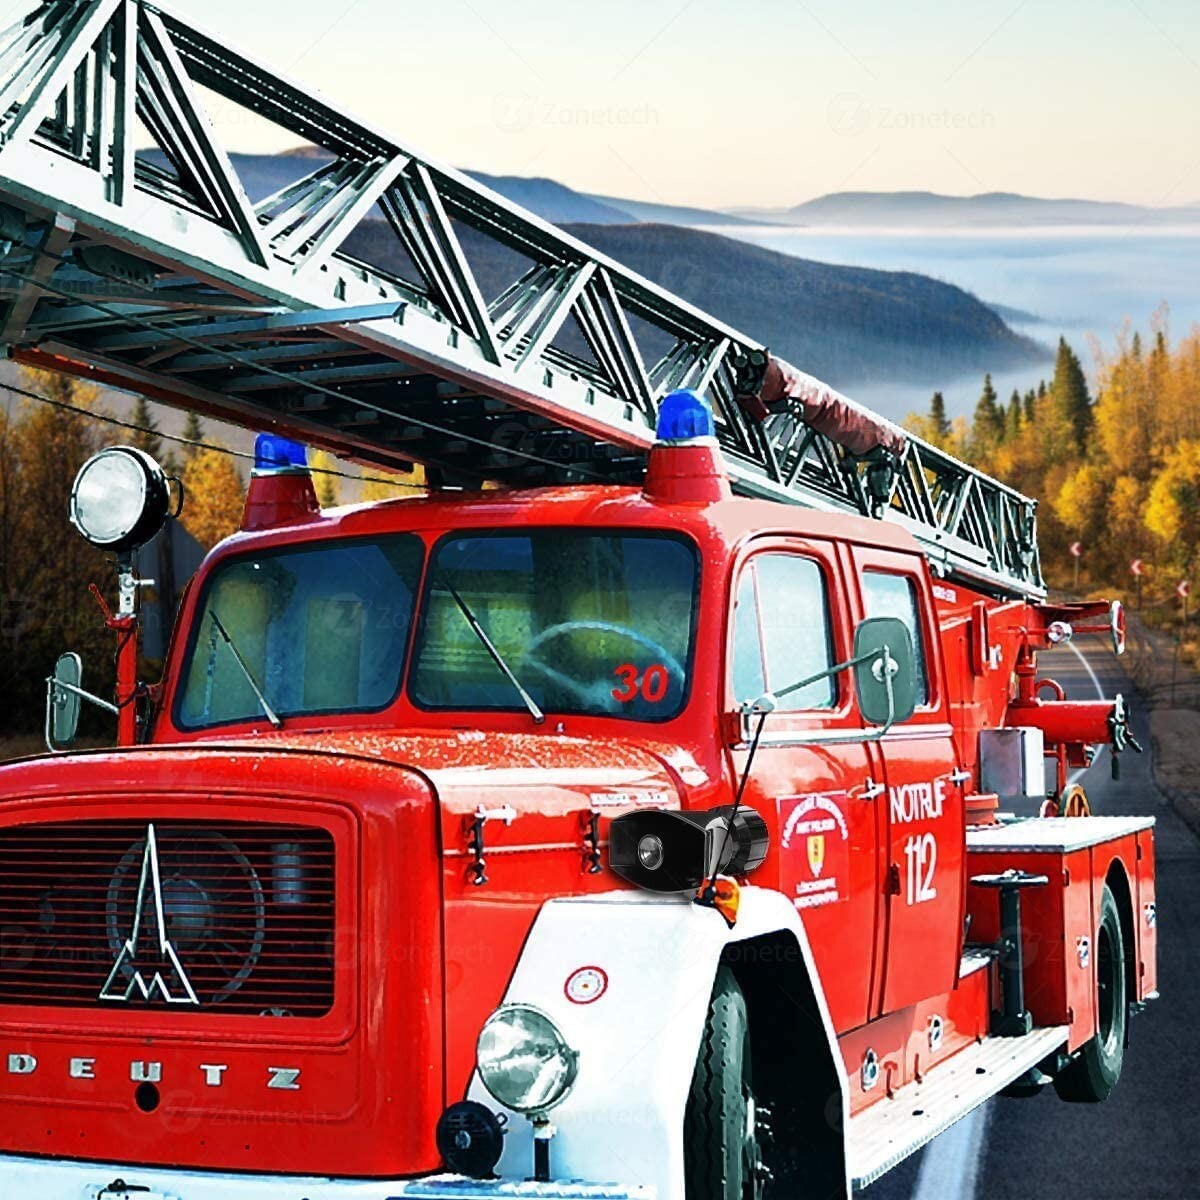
[850,546,965,1016]
[727,539,885,1033]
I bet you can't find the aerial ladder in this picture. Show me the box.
[0,0,1043,600]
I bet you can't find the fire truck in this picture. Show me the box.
[0,2,1158,1198]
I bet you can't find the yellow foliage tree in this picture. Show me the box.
[1053,463,1106,540]
[0,369,118,730]
[310,450,340,508]
[180,448,246,551]
[1144,439,1200,567]
[359,463,426,504]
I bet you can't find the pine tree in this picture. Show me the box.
[1023,388,1037,423]
[1006,389,1022,439]
[929,391,951,442]
[182,411,204,459]
[129,396,163,461]
[1051,338,1092,451]
[972,374,1005,454]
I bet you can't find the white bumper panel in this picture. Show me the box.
[0,1156,653,1200]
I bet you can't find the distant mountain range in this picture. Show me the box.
[729,190,1200,228]
[140,150,1046,388]
[345,219,1041,387]
[181,152,743,228]
[583,193,754,227]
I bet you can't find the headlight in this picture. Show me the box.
[70,446,172,552]
[476,1003,578,1114]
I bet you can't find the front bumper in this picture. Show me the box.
[0,1155,655,1200]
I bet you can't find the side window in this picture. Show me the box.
[861,571,929,707]
[731,555,836,711]
[732,569,766,704]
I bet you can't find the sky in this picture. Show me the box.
[51,0,1200,209]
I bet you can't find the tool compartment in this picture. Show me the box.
[966,816,1155,1052]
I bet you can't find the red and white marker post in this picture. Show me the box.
[1174,579,1191,703]
[1131,558,1144,609]
[1070,541,1083,592]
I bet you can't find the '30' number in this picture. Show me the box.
[613,663,670,704]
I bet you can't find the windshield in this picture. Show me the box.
[178,536,424,729]
[175,528,698,730]
[412,531,697,720]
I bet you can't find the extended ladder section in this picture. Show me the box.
[0,0,1043,599]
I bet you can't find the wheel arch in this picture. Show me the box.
[1103,857,1136,1028]
[723,929,848,1199]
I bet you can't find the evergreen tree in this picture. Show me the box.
[1051,338,1092,451]
[129,396,162,461]
[1006,390,1022,439]
[929,391,951,442]
[1023,388,1036,423]
[1037,380,1047,400]
[182,411,204,459]
[972,374,1005,454]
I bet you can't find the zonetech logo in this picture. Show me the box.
[99,824,200,1006]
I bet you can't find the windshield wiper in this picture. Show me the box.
[441,580,545,725]
[209,610,284,729]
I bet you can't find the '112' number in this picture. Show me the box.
[904,833,937,905]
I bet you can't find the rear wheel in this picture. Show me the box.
[684,965,766,1200]
[1054,884,1127,1103]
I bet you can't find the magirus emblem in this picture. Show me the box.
[100,824,199,1006]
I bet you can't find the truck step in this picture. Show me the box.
[847,1025,1068,1189]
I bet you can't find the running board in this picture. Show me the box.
[847,1026,1068,1189]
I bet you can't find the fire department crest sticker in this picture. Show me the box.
[807,834,826,876]
[781,792,850,910]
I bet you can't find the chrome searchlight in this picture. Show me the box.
[476,1003,579,1115]
[608,804,769,893]
[69,446,173,552]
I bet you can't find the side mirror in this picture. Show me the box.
[853,616,917,727]
[44,652,118,752]
[46,652,83,750]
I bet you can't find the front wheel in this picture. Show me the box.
[684,965,767,1200]
[1054,884,1127,1103]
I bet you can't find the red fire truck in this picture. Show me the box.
[0,3,1157,1198]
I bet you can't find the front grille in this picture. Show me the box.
[0,820,336,1017]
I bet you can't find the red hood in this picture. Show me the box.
[0,730,689,1178]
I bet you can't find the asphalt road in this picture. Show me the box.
[867,636,1200,1200]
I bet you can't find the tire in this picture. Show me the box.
[684,965,764,1200]
[1053,884,1127,1103]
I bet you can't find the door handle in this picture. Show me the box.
[943,769,972,787]
[854,777,886,801]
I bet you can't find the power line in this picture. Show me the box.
[0,377,426,490]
